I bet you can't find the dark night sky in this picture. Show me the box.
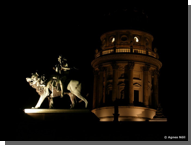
[7,1,188,126]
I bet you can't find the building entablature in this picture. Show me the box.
[91,54,162,70]
[95,47,159,59]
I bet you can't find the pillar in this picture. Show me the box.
[143,64,150,107]
[98,66,104,107]
[130,46,133,53]
[112,63,119,102]
[93,70,98,108]
[153,69,159,108]
[102,67,106,104]
[128,61,134,105]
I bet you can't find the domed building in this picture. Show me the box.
[91,7,166,122]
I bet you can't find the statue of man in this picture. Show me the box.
[53,55,71,97]
[58,55,70,72]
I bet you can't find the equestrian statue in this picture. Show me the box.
[26,55,88,109]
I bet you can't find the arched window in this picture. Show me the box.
[109,36,115,44]
[121,35,128,41]
[134,36,140,42]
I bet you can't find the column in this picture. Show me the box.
[102,67,106,104]
[112,63,119,102]
[130,46,133,53]
[128,61,134,105]
[153,70,159,108]
[98,66,104,107]
[93,70,98,109]
[143,64,150,107]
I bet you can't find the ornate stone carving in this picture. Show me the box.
[119,73,128,79]
[133,83,141,87]
[120,42,129,45]
[127,61,134,70]
[118,82,125,100]
[118,65,125,71]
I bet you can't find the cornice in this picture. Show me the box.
[91,54,162,70]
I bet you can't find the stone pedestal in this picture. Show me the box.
[24,109,99,122]
[149,118,167,122]
[149,104,167,122]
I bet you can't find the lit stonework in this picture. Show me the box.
[91,29,164,122]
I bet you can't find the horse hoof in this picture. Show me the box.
[70,104,75,109]
[49,106,54,109]
[32,107,40,109]
[85,103,88,108]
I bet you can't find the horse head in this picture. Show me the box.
[26,72,40,86]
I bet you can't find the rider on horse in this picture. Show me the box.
[26,55,88,109]
[52,55,71,97]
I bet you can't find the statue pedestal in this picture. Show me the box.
[24,109,99,122]
[149,118,167,122]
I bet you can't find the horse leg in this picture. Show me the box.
[48,85,55,108]
[67,80,88,108]
[71,91,88,108]
[34,94,47,108]
[48,96,54,109]
[59,80,64,98]
[68,93,76,109]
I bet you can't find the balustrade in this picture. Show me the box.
[95,48,157,59]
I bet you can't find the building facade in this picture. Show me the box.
[91,29,164,122]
